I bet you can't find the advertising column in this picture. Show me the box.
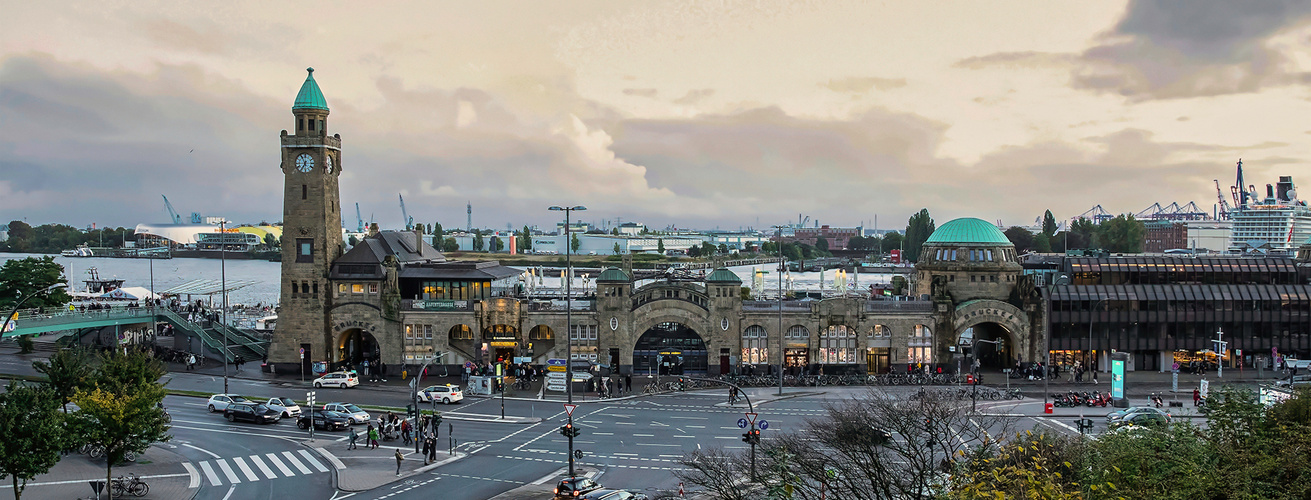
[1110,351,1130,408]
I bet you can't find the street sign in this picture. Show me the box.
[571,372,593,382]
[745,412,757,426]
[546,371,566,379]
[737,418,748,429]
[546,382,567,392]
[548,358,567,366]
[564,404,577,417]
[547,365,567,372]
[409,377,417,389]
[758,420,769,430]
[574,449,583,459]
[299,347,305,355]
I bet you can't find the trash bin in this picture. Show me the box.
[1044,402,1054,414]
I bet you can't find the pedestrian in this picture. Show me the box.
[427,435,437,463]
[187,354,196,371]
[348,427,359,450]
[401,419,412,446]
[1193,388,1201,406]
[421,433,431,464]
[394,449,404,476]
[1092,370,1099,385]
[368,424,380,449]
[625,373,632,394]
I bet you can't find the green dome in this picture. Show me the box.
[597,267,630,282]
[924,218,1011,246]
[292,67,329,111]
[706,268,742,283]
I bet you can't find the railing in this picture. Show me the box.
[741,301,814,312]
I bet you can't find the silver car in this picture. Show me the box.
[320,402,370,424]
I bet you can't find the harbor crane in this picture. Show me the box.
[399,194,413,230]
[355,203,365,233]
[1214,179,1233,220]
[163,195,182,224]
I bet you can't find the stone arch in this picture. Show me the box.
[952,299,1030,366]
[632,318,709,376]
[337,328,380,373]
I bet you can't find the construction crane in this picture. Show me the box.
[399,194,413,230]
[1213,180,1233,220]
[355,203,365,233]
[798,214,810,228]
[162,195,182,224]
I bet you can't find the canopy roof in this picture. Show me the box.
[161,279,262,296]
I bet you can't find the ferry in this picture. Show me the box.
[60,245,94,257]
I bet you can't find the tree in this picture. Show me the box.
[1032,233,1052,253]
[903,209,935,262]
[1042,209,1058,237]
[1070,218,1096,249]
[1003,227,1034,254]
[431,233,441,248]
[815,237,829,253]
[70,349,170,495]
[263,232,279,249]
[657,239,665,255]
[1096,214,1145,253]
[348,235,360,247]
[783,244,802,262]
[442,238,459,252]
[880,232,903,253]
[32,346,94,413]
[520,226,533,252]
[950,430,1091,500]
[611,227,620,236]
[613,242,622,255]
[571,233,581,253]
[0,382,66,500]
[0,256,71,310]
[491,236,503,252]
[472,230,484,251]
[687,245,702,258]
[433,222,443,239]
[718,243,728,254]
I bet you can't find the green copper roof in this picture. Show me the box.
[597,267,630,282]
[706,268,742,283]
[924,218,1012,246]
[292,67,329,111]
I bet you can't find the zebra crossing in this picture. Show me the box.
[185,450,332,487]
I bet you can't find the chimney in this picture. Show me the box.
[368,222,379,237]
[414,225,424,256]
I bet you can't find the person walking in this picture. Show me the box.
[426,435,437,463]
[394,449,404,476]
[348,427,359,450]
[187,354,196,371]
[1193,388,1201,407]
[401,419,412,446]
[368,425,380,449]
[625,373,632,394]
[421,433,431,464]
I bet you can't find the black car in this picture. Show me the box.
[297,409,350,431]
[580,490,648,500]
[554,477,603,499]
[223,403,281,424]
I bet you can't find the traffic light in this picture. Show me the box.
[406,404,416,417]
[561,423,580,438]
[741,429,760,445]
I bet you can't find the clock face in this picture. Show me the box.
[296,154,314,173]
[325,155,334,173]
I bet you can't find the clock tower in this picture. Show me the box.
[268,68,344,371]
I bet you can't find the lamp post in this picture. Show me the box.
[221,219,230,394]
[772,225,788,396]
[550,204,586,478]
[3,283,69,333]
[1088,298,1107,380]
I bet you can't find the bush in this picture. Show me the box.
[16,335,34,354]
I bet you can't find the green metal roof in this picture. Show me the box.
[705,268,742,283]
[292,67,329,111]
[924,217,1012,245]
[597,267,630,282]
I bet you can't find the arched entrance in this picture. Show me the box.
[634,322,708,375]
[338,329,381,374]
[961,323,1014,370]
[483,324,520,364]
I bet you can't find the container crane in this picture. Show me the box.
[1214,179,1232,220]
[399,194,413,230]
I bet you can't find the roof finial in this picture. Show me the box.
[307,67,314,73]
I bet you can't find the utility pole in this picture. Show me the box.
[1213,327,1227,378]
[550,205,586,477]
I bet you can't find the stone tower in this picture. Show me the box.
[268,68,344,370]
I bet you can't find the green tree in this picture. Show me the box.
[880,232,903,253]
[1070,218,1096,249]
[815,237,829,253]
[688,245,702,258]
[657,239,666,255]
[431,233,441,248]
[491,236,504,252]
[783,244,802,262]
[902,209,935,262]
[32,346,94,413]
[520,226,533,252]
[472,230,484,251]
[70,349,170,494]
[263,232,278,249]
[718,243,728,254]
[0,382,66,500]
[1042,210,1058,237]
[0,257,71,310]
[442,237,459,252]
[1003,227,1034,254]
[571,233,581,253]
[1032,233,1052,253]
[611,227,620,236]
[613,242,622,255]
[433,222,443,238]
[1096,214,1145,253]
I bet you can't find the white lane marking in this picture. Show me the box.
[668,416,707,420]
[282,450,314,474]
[594,432,614,436]
[531,467,567,485]
[182,443,221,459]
[198,461,222,486]
[636,443,680,447]
[232,457,260,482]
[248,454,279,479]
[266,452,296,477]
[215,458,242,484]
[221,485,235,500]
[298,449,331,472]
[315,447,347,470]
[182,462,201,488]
[633,434,655,437]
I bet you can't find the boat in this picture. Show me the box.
[61,245,94,257]
[1226,165,1311,254]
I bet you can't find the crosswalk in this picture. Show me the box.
[184,450,332,487]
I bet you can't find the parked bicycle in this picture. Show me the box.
[112,473,149,497]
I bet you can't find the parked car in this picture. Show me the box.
[1105,406,1169,423]
[297,409,350,431]
[264,397,302,419]
[580,490,648,500]
[313,371,359,389]
[223,403,281,424]
[207,394,254,413]
[554,477,603,499]
[320,402,370,424]
[417,384,464,404]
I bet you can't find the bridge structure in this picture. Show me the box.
[3,306,267,363]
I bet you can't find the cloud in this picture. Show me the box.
[953,52,1074,70]
[622,88,658,98]
[821,77,908,93]
[673,89,715,105]
[1071,0,1311,99]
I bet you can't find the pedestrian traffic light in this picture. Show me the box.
[406,404,416,417]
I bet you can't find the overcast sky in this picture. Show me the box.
[4,1,1311,233]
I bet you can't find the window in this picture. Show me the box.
[352,284,365,294]
[298,118,304,131]
[302,184,307,200]
[869,324,889,338]
[369,283,379,294]
[292,282,299,295]
[297,238,313,263]
[338,284,347,294]
[785,325,809,340]
[819,326,855,364]
[449,325,473,340]
[907,324,933,364]
[308,118,315,131]
[742,325,769,364]
[405,325,415,340]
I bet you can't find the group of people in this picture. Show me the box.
[1063,361,1098,384]
[346,412,445,473]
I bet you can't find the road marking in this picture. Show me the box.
[315,447,347,470]
[530,467,567,485]
[615,422,635,425]
[221,485,235,500]
[636,443,680,447]
[668,416,708,420]
[633,434,655,437]
[673,435,695,438]
[198,461,223,486]
[594,432,614,436]
[298,450,331,472]
[182,462,200,488]
[232,457,260,481]
[248,454,280,479]
[282,451,314,474]
[613,452,639,456]
[182,442,221,459]
[215,458,242,484]
[266,452,296,477]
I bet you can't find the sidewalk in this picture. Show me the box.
[977,365,1288,398]
[293,436,466,492]
[0,443,194,500]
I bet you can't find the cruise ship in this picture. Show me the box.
[1228,168,1311,254]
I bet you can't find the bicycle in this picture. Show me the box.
[112,473,149,497]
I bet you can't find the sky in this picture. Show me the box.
[4,0,1311,233]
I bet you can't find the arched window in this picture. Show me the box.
[449,324,473,340]
[741,325,769,364]
[785,325,809,340]
[820,325,855,364]
[868,324,889,338]
[907,324,932,364]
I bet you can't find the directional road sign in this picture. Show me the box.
[548,358,567,366]
[758,420,769,430]
[546,382,567,392]
[564,404,577,417]
[546,371,566,380]
[571,372,593,382]
[547,365,567,372]
[737,418,748,429]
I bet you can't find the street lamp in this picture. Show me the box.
[220,219,231,394]
[3,283,69,333]
[1088,298,1107,380]
[771,225,788,397]
[549,204,586,478]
